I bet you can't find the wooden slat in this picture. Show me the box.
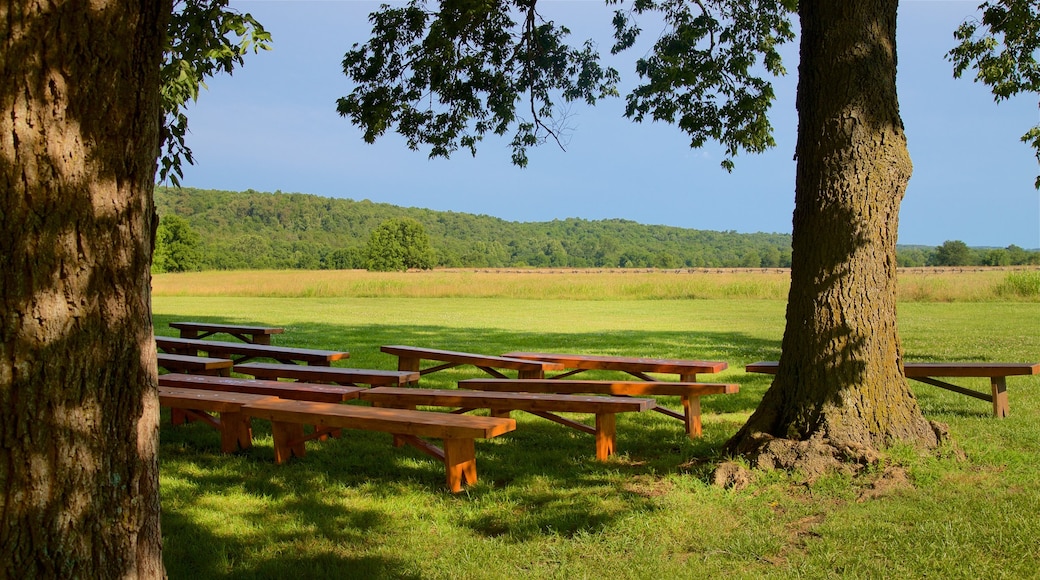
[381,345,566,372]
[903,362,1040,378]
[360,387,656,413]
[170,321,283,344]
[156,336,349,365]
[746,360,1040,378]
[158,386,273,409]
[157,353,234,374]
[242,399,516,440]
[503,351,728,375]
[234,362,419,386]
[458,379,739,397]
[158,373,364,403]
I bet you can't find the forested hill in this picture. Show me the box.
[155,186,795,270]
[155,187,1038,271]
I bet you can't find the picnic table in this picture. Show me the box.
[745,361,1040,418]
[169,321,284,345]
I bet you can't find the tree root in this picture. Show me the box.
[712,419,958,492]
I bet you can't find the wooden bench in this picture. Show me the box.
[157,353,233,376]
[157,386,275,452]
[170,321,284,345]
[242,398,516,492]
[358,387,656,460]
[746,361,1040,418]
[156,336,349,366]
[234,362,420,387]
[158,373,365,403]
[459,379,739,438]
[502,351,728,381]
[381,345,565,380]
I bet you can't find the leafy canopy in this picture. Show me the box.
[160,0,271,186]
[365,217,436,271]
[949,0,1040,187]
[153,214,203,273]
[339,0,796,170]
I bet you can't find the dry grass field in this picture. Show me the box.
[152,267,1039,301]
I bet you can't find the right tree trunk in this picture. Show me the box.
[726,0,940,463]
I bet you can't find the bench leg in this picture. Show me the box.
[442,438,477,493]
[270,421,307,463]
[991,377,1009,418]
[397,356,421,373]
[171,408,188,426]
[218,411,253,453]
[682,396,703,439]
[594,413,617,460]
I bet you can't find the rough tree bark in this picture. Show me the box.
[724,0,941,470]
[1,2,169,577]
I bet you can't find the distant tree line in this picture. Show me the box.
[152,187,1039,272]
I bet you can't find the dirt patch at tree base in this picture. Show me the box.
[712,420,957,494]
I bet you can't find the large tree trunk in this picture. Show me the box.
[725,1,940,466]
[1,2,169,577]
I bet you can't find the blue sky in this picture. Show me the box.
[178,1,1040,249]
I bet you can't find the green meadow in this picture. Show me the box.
[152,269,1040,578]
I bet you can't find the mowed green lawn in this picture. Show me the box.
[153,285,1040,578]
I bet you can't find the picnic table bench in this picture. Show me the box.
[234,362,420,387]
[381,345,565,380]
[157,385,514,492]
[157,353,233,376]
[156,336,349,366]
[169,321,284,345]
[359,387,656,460]
[158,373,365,403]
[745,361,1040,418]
[459,378,739,438]
[502,351,728,382]
[243,398,515,492]
[157,386,274,452]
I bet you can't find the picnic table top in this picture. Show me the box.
[234,362,420,386]
[158,373,365,403]
[502,351,729,375]
[745,361,1040,377]
[381,345,566,371]
[156,336,349,363]
[156,352,234,370]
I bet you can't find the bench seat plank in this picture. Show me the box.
[157,336,349,366]
[234,362,419,387]
[158,373,364,403]
[157,353,233,376]
[458,379,738,438]
[359,387,656,459]
[381,345,565,379]
[242,398,515,492]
